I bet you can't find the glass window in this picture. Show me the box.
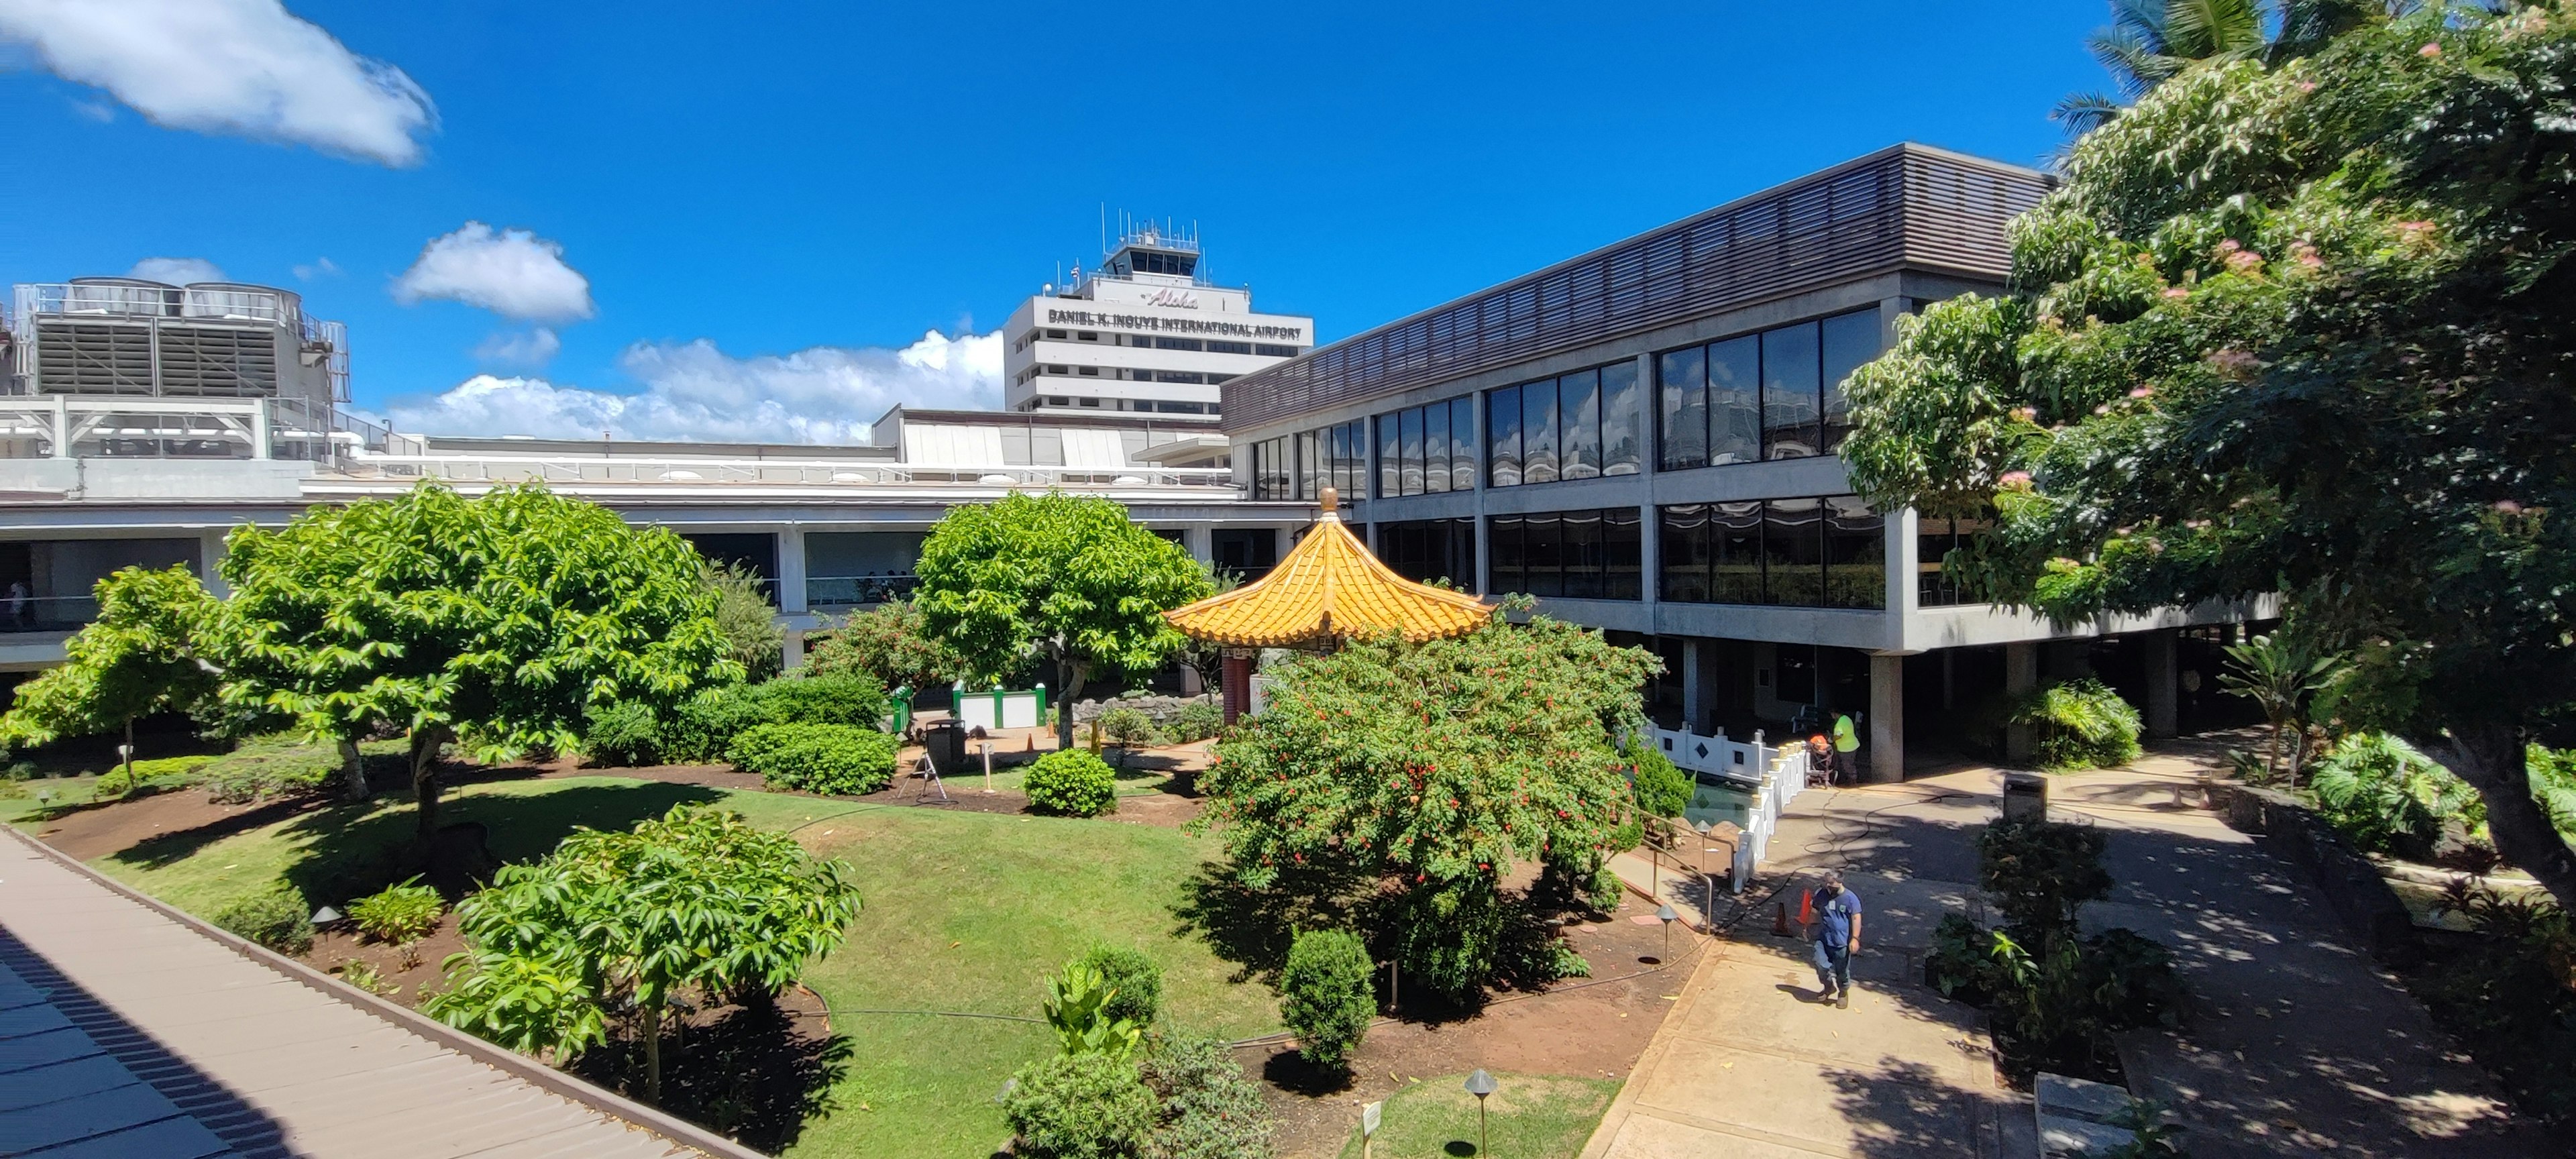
[1377,412,1400,500]
[1762,497,1823,605]
[1398,407,1424,496]
[1521,379,1559,485]
[1423,403,1451,494]
[1707,335,1761,465]
[1762,323,1821,460]
[1560,510,1602,599]
[1450,397,1477,491]
[1489,515,1524,594]
[1658,504,1710,604]
[1658,347,1707,470]
[1522,512,1563,597]
[1560,370,1601,481]
[1603,508,1642,600]
[1819,311,1880,453]
[1487,384,1522,487]
[1296,430,1320,500]
[1711,501,1765,604]
[1824,494,1885,609]
[1600,361,1641,476]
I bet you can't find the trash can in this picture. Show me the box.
[2002,771,2049,822]
[922,719,967,779]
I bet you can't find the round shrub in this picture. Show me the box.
[1169,701,1223,744]
[1631,744,1693,818]
[1078,944,1163,1028]
[1026,749,1119,817]
[1096,706,1161,749]
[581,702,662,767]
[1140,1032,1273,1159]
[1002,1051,1157,1159]
[662,684,773,765]
[727,722,898,795]
[2009,677,2142,771]
[749,671,890,730]
[1279,928,1374,1071]
[348,877,444,944]
[214,883,313,956]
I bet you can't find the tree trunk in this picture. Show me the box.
[641,1003,662,1104]
[339,737,368,802]
[409,726,450,848]
[1053,653,1088,752]
[121,716,134,786]
[2440,722,2576,914]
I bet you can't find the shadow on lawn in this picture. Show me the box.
[573,997,853,1154]
[104,779,728,906]
[1171,861,1364,987]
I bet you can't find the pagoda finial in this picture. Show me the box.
[1320,485,1339,513]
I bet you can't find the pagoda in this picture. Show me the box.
[1165,486,1494,722]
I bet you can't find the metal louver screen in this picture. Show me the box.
[1222,147,2049,430]
[31,319,281,396]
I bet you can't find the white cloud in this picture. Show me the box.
[392,222,594,322]
[474,327,561,366]
[388,329,1004,444]
[127,256,225,284]
[292,256,339,281]
[0,0,435,166]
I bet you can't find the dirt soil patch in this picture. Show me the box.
[1249,891,1695,1158]
[32,789,321,864]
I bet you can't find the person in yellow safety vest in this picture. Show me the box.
[1832,713,1861,783]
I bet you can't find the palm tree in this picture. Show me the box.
[2057,0,2268,133]
[2218,632,2353,784]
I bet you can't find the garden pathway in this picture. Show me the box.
[0,824,756,1159]
[1585,748,2547,1158]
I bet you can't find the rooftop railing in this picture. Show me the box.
[15,282,305,329]
[330,454,1240,491]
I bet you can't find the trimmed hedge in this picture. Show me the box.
[1077,944,1163,1028]
[1026,749,1120,817]
[214,883,314,956]
[726,722,899,795]
[582,702,662,767]
[749,671,890,730]
[1002,1051,1156,1159]
[663,685,773,765]
[1279,928,1374,1070]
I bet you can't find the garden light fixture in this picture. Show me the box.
[1464,1069,1498,1156]
[1657,902,1678,960]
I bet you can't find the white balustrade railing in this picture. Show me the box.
[1648,724,1812,892]
[331,454,1238,491]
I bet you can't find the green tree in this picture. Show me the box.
[2058,0,2269,132]
[0,565,218,783]
[804,598,959,693]
[2218,630,2353,782]
[914,492,1212,749]
[703,561,784,682]
[206,483,737,840]
[1197,616,1658,996]
[430,805,861,1101]
[1839,7,2576,907]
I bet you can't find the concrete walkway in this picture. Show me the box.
[1586,750,2547,1158]
[0,824,752,1158]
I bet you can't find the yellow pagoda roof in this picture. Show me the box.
[1165,488,1494,648]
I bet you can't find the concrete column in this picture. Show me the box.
[249,403,272,461]
[1868,653,1905,784]
[1681,638,1709,732]
[2143,629,2179,738]
[777,528,808,613]
[2004,641,2039,763]
[1636,500,1660,614]
[782,629,806,672]
[51,396,70,459]
[1185,525,1213,566]
[199,529,231,598]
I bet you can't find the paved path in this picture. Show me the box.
[0,824,742,1158]
[1586,751,2546,1158]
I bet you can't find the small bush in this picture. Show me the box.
[749,671,890,731]
[348,877,444,944]
[1169,701,1224,744]
[726,722,898,795]
[1097,706,1162,749]
[214,883,313,956]
[2310,732,2483,859]
[582,702,662,767]
[661,684,773,765]
[1026,749,1120,817]
[1977,816,2113,934]
[2009,678,2142,770]
[1139,1032,1273,1159]
[335,960,392,997]
[1078,944,1163,1028]
[1002,1051,1157,1159]
[1631,744,1693,818]
[1279,928,1375,1071]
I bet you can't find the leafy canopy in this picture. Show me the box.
[1839,5,2576,905]
[0,565,217,751]
[804,599,959,693]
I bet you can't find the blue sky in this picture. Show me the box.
[0,1,2109,442]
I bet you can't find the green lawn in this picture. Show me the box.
[70,773,1277,1159]
[1335,1074,1621,1159]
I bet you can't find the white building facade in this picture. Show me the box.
[1001,223,1312,419]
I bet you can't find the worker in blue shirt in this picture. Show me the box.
[1806,869,1864,1009]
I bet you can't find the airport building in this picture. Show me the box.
[1218,144,2262,777]
[1000,221,1313,420]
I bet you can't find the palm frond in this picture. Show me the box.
[2165,0,2265,59]
[2053,92,2129,135]
[2086,25,2169,97]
